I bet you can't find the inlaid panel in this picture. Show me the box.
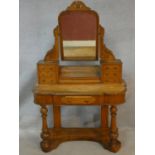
[101,62,122,83]
[38,62,59,84]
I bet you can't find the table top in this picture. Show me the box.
[33,81,126,96]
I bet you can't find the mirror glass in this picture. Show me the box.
[63,40,96,60]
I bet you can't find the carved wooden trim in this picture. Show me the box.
[67,1,90,11]
[44,26,59,61]
[99,26,115,60]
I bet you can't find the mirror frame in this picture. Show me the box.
[58,10,99,61]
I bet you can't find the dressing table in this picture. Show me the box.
[33,1,126,153]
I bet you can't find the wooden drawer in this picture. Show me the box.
[60,96,99,105]
[101,61,122,83]
[34,94,53,105]
[37,62,59,84]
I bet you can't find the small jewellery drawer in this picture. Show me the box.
[34,95,53,105]
[60,96,98,105]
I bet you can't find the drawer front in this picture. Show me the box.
[34,95,53,105]
[101,62,122,83]
[60,96,98,105]
[38,63,58,84]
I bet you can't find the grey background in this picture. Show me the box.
[19,0,135,155]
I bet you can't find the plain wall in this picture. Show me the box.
[20,0,135,131]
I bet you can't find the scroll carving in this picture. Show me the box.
[67,1,90,11]
[99,26,115,61]
[44,26,59,61]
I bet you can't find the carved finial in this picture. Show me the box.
[67,1,90,11]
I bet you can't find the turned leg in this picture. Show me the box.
[109,106,121,153]
[40,105,51,152]
[101,105,110,147]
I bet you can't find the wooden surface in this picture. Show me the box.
[33,1,127,153]
[34,82,126,95]
[60,66,100,78]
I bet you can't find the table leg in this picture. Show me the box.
[40,105,51,152]
[109,105,121,152]
[51,99,62,150]
[53,105,61,128]
[101,105,109,128]
[101,105,110,148]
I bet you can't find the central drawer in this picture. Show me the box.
[60,95,100,105]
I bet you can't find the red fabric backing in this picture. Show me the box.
[59,11,98,40]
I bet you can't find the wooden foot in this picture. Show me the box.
[40,140,51,152]
[108,139,121,153]
[40,139,60,152]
